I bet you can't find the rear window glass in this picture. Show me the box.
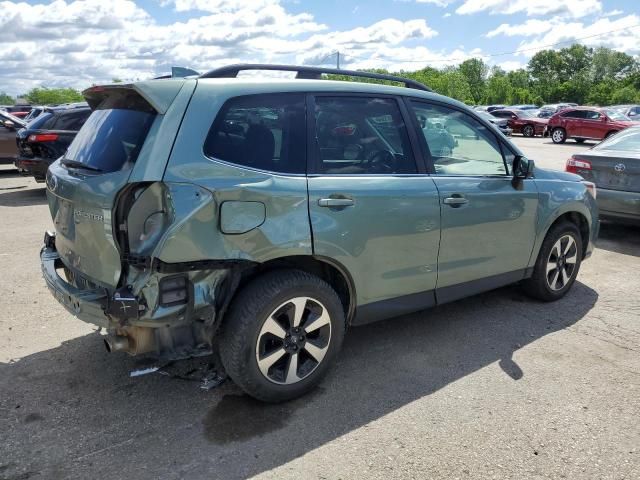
[203,93,306,174]
[65,109,155,173]
[28,112,56,130]
[52,109,91,131]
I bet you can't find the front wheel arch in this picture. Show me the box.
[540,212,590,261]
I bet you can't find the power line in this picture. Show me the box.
[340,23,640,65]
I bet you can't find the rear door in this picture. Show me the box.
[307,94,441,320]
[406,100,539,303]
[581,110,605,139]
[562,110,587,137]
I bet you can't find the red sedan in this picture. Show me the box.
[491,109,548,137]
[546,106,640,144]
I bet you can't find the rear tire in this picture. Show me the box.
[605,131,618,139]
[219,269,345,403]
[523,222,582,302]
[522,124,535,137]
[551,128,566,144]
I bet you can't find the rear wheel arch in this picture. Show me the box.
[605,130,618,139]
[228,255,355,327]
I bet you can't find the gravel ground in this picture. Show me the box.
[0,136,638,480]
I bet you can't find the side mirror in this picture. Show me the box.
[512,155,534,187]
[3,120,15,130]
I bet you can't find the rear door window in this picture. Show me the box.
[562,110,586,119]
[204,93,306,174]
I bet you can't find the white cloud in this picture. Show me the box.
[603,9,624,18]
[457,0,602,18]
[0,0,447,95]
[490,14,640,58]
[486,19,555,38]
[416,0,455,6]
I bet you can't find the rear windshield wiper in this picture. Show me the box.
[61,159,103,172]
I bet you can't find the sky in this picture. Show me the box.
[0,0,638,95]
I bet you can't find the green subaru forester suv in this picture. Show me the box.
[41,65,599,402]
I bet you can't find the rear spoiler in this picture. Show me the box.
[83,79,187,115]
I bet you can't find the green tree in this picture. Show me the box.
[0,92,14,105]
[458,58,488,104]
[24,87,84,105]
[591,47,638,83]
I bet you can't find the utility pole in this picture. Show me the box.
[336,51,340,69]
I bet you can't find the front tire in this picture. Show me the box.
[523,222,582,302]
[219,269,346,402]
[522,124,535,137]
[551,127,566,144]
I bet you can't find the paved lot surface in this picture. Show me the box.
[1,137,639,480]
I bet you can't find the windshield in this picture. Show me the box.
[65,109,156,173]
[605,109,631,121]
[595,127,640,152]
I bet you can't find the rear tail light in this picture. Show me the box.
[28,133,58,143]
[566,157,592,174]
[582,181,597,199]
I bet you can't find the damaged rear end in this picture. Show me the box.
[41,79,241,359]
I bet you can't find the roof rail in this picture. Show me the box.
[199,64,431,92]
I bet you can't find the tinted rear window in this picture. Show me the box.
[52,109,91,131]
[28,112,56,130]
[65,109,155,173]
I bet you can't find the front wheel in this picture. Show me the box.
[522,124,535,137]
[551,128,566,144]
[523,222,583,301]
[219,269,345,402]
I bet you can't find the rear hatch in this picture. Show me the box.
[46,86,163,288]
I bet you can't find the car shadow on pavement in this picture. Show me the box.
[0,187,47,207]
[0,282,598,480]
[597,222,640,257]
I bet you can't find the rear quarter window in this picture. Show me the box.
[203,93,306,174]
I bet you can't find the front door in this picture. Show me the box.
[406,100,539,303]
[307,94,441,322]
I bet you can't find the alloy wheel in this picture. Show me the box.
[255,297,332,385]
[523,125,534,137]
[546,234,578,291]
[552,129,565,143]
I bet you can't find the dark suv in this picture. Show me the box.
[15,106,91,182]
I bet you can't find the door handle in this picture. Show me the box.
[318,197,355,208]
[443,195,468,207]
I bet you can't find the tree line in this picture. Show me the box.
[333,44,640,106]
[1,45,638,107]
